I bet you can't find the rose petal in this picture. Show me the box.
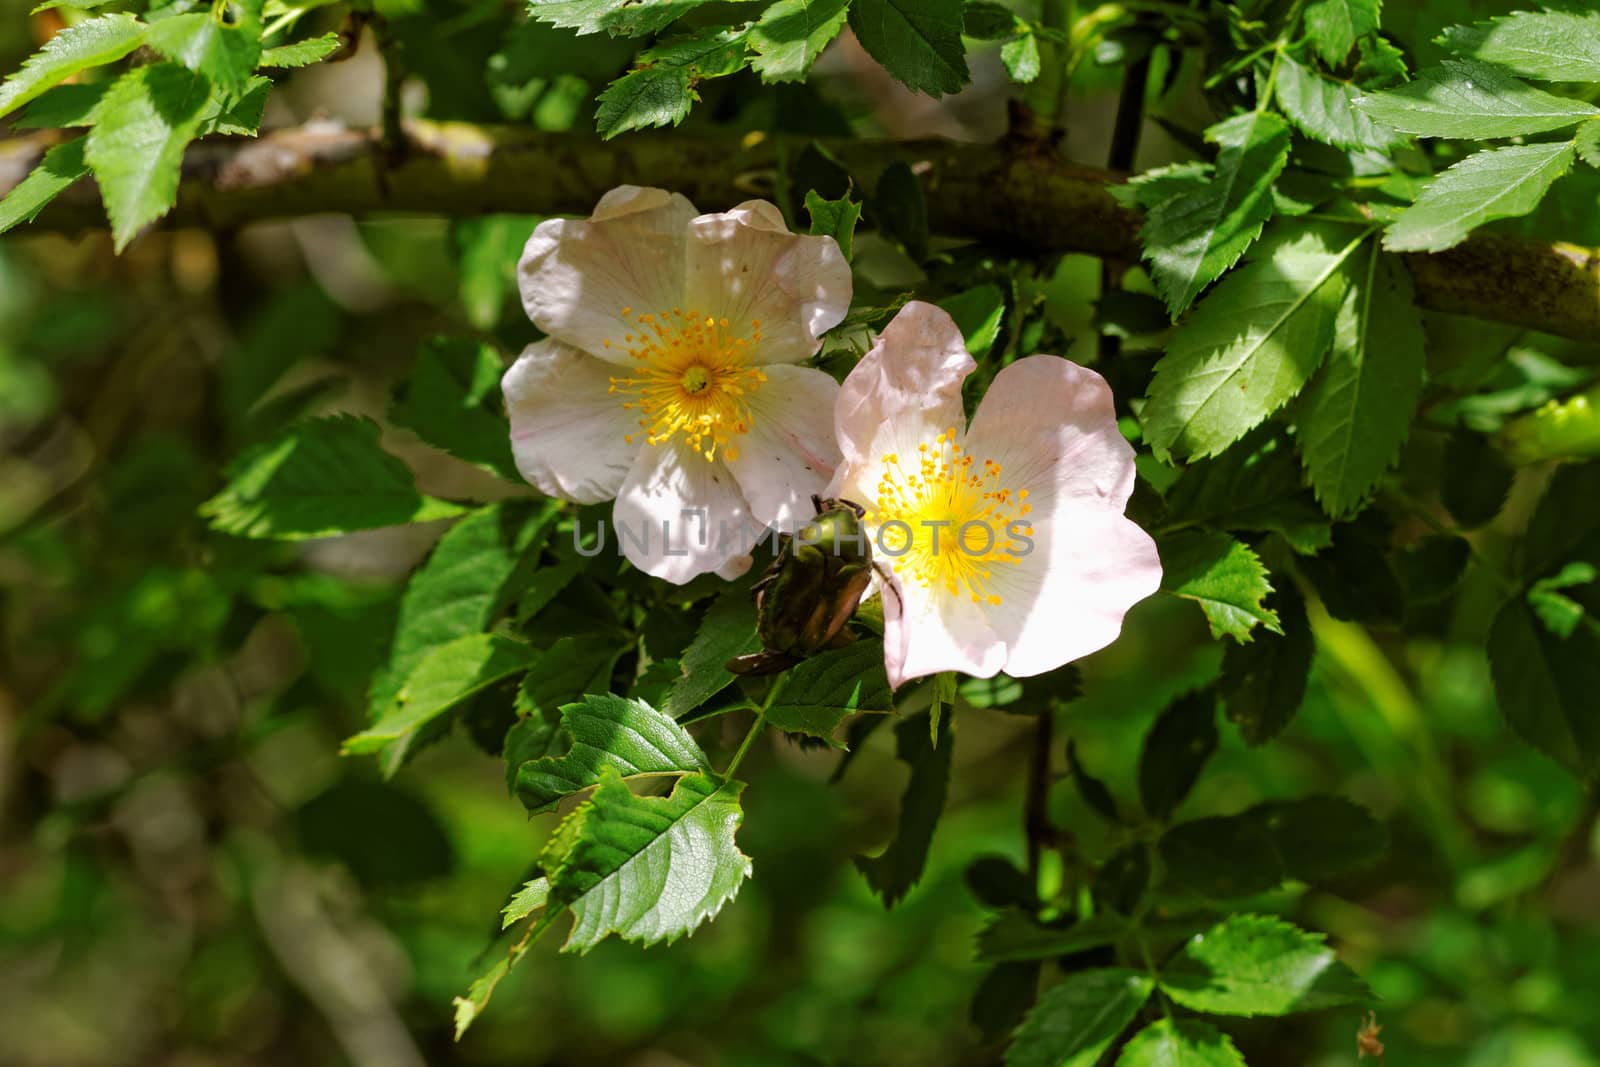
[502,340,637,503]
[518,186,697,363]
[964,354,1138,518]
[984,508,1162,677]
[612,439,765,584]
[724,365,841,531]
[683,200,852,364]
[880,569,1007,688]
[828,300,974,505]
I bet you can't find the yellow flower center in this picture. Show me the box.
[606,307,765,462]
[870,429,1032,606]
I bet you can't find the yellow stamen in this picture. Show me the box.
[869,428,1032,606]
[606,307,765,462]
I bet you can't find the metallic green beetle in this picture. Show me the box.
[725,496,878,676]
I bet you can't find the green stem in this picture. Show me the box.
[721,675,787,780]
[1254,0,1305,114]
[262,6,308,39]
[1384,490,1518,593]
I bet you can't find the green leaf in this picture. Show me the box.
[544,768,752,952]
[639,25,751,76]
[1220,585,1312,745]
[1160,530,1281,642]
[1159,796,1385,897]
[939,283,1007,359]
[805,189,862,260]
[85,63,215,252]
[1161,914,1372,1016]
[504,637,630,788]
[1259,795,1388,883]
[1521,461,1600,581]
[1578,118,1600,169]
[515,635,627,725]
[970,962,1041,1045]
[144,9,262,98]
[1397,535,1472,605]
[1000,31,1041,84]
[0,138,89,237]
[1005,969,1155,1067]
[1116,1018,1248,1067]
[207,75,270,136]
[1527,561,1597,639]
[260,33,344,69]
[1488,595,1600,775]
[963,2,1017,39]
[200,414,466,539]
[1162,428,1333,554]
[1158,808,1283,898]
[197,412,467,537]
[1441,429,1512,529]
[1273,53,1404,152]
[16,82,108,128]
[1303,0,1379,67]
[1439,10,1600,83]
[964,856,1035,909]
[1092,843,1151,915]
[977,912,1126,963]
[662,585,759,718]
[459,742,731,1031]
[875,160,930,261]
[344,633,536,754]
[1138,690,1220,821]
[1298,517,1403,624]
[848,0,970,99]
[369,501,558,728]
[1140,111,1292,317]
[1113,161,1210,212]
[32,0,125,11]
[390,337,519,480]
[1066,739,1121,822]
[453,925,541,1040]
[454,217,539,330]
[750,0,849,83]
[1355,32,1407,86]
[0,13,146,121]
[1297,243,1425,515]
[595,65,693,138]
[1382,141,1577,253]
[766,640,894,743]
[855,709,952,906]
[502,878,550,928]
[528,0,711,36]
[1356,60,1598,140]
[514,693,709,812]
[1142,223,1363,459]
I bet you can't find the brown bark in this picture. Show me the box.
[4,120,1599,341]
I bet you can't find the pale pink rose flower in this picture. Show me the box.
[504,186,851,583]
[827,302,1162,687]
